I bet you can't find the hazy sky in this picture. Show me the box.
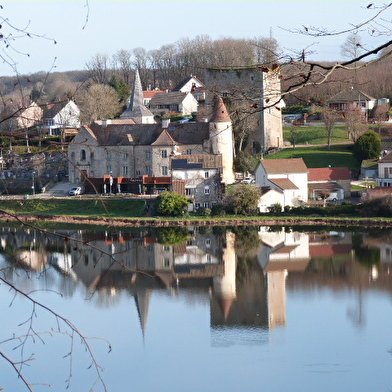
[0,0,388,76]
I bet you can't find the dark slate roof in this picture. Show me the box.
[88,122,210,146]
[172,159,203,170]
[43,101,69,118]
[150,92,189,105]
[381,138,392,151]
[326,88,375,103]
[172,75,205,91]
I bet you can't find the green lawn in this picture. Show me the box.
[283,124,351,146]
[0,198,148,218]
[265,144,360,170]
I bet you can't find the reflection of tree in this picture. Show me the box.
[156,227,190,246]
[352,233,380,267]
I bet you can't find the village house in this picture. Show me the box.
[326,88,376,121]
[40,99,80,136]
[255,158,308,212]
[149,91,198,116]
[173,75,206,102]
[307,167,352,200]
[376,151,392,187]
[0,101,43,132]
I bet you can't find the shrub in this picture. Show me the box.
[154,191,189,217]
[197,207,211,217]
[211,204,226,216]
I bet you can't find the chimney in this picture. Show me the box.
[102,119,112,128]
[162,118,170,128]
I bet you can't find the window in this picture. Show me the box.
[161,150,167,158]
[162,166,168,176]
[123,152,128,160]
[195,203,201,209]
[145,166,151,175]
[186,149,192,155]
[80,149,86,161]
[123,166,128,176]
[186,188,194,196]
[136,170,141,176]
[145,150,151,160]
[203,202,209,208]
[204,186,210,195]
[205,238,211,246]
[164,258,170,267]
[204,171,209,179]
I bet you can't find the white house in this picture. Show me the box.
[149,91,198,116]
[173,75,206,102]
[41,99,80,135]
[377,151,392,187]
[255,158,308,211]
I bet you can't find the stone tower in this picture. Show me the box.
[205,66,283,153]
[209,97,235,185]
[121,69,155,124]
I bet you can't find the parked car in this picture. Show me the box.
[69,187,82,196]
[243,177,255,184]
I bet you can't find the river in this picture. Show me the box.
[0,224,391,392]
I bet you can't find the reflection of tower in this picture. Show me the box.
[134,288,152,339]
[258,228,311,329]
[267,270,287,329]
[213,232,237,318]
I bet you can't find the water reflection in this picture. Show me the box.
[1,225,391,335]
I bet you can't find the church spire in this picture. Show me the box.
[120,69,155,124]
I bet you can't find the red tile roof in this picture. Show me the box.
[308,167,351,181]
[143,90,165,99]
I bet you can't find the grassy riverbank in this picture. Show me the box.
[2,198,392,229]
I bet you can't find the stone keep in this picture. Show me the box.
[205,66,283,153]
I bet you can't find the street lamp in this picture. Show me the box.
[32,171,35,196]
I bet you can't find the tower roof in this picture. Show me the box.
[121,69,154,122]
[210,97,231,122]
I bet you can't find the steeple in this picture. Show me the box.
[120,69,155,124]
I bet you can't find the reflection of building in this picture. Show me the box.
[257,227,311,329]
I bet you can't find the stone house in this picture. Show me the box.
[204,65,283,153]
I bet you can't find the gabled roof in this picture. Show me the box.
[173,75,205,92]
[43,100,70,118]
[380,151,392,163]
[326,88,376,103]
[151,129,176,146]
[86,121,210,146]
[261,158,308,174]
[150,91,191,105]
[143,90,165,99]
[269,178,298,190]
[308,167,351,181]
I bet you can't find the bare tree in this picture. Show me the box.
[77,84,122,124]
[344,104,368,142]
[322,108,341,150]
[85,53,111,85]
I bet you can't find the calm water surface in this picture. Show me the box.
[1,225,392,392]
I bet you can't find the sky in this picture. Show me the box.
[0,0,388,77]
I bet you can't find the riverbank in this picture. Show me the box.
[5,212,392,229]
